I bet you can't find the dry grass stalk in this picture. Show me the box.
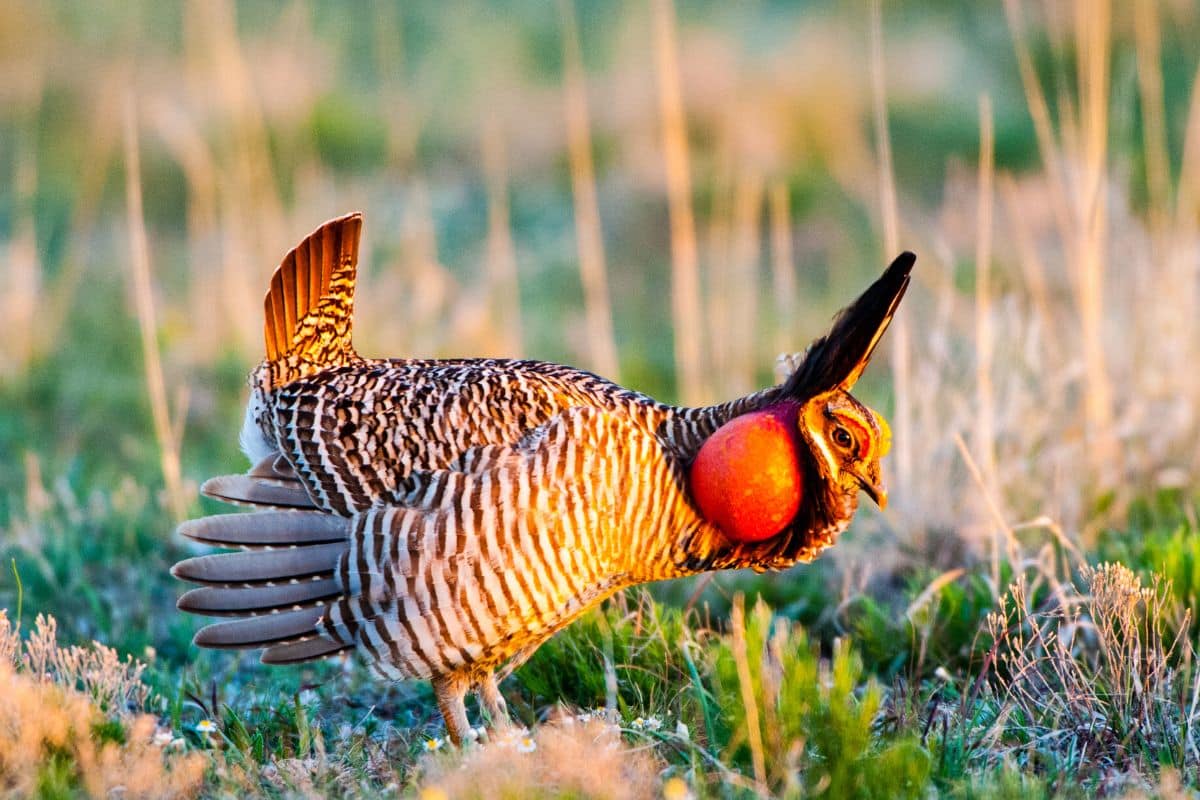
[2,138,40,377]
[1176,60,1200,226]
[1004,0,1118,486]
[149,95,223,360]
[480,114,524,358]
[1002,0,1072,244]
[768,181,797,359]
[973,94,997,492]
[865,0,1200,555]
[122,97,190,523]
[651,0,706,404]
[730,595,768,794]
[404,179,457,356]
[558,0,620,380]
[954,434,1019,592]
[727,174,763,397]
[998,172,1058,354]
[183,0,284,355]
[704,134,734,394]
[1133,0,1171,235]
[373,0,420,171]
[41,69,122,368]
[0,34,43,378]
[1072,0,1118,484]
[868,0,912,500]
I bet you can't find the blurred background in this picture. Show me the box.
[2,0,1200,663]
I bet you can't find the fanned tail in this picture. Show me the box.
[263,212,364,387]
[200,455,317,510]
[172,509,353,664]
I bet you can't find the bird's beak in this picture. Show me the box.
[849,468,888,510]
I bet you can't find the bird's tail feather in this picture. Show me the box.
[199,455,317,510]
[172,509,352,663]
[263,212,363,385]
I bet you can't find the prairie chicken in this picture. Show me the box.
[173,213,913,743]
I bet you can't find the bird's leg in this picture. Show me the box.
[477,672,510,728]
[432,675,471,746]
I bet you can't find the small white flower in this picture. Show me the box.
[934,666,953,683]
[516,735,536,753]
[153,730,174,747]
[423,737,444,752]
[643,716,662,731]
[298,689,318,705]
[630,717,645,730]
[195,719,217,735]
[675,721,690,740]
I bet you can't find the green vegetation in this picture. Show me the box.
[4,0,1200,796]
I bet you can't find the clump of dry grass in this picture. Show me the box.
[415,718,665,800]
[0,610,206,799]
[14,613,149,715]
[984,564,1199,783]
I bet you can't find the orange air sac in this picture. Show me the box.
[688,404,804,543]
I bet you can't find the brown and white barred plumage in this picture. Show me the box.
[174,213,913,743]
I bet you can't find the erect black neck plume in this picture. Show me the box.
[782,251,915,400]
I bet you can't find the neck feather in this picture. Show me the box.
[657,385,784,460]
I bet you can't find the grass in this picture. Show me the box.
[4,0,1200,796]
[3,489,1198,796]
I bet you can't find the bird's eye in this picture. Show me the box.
[832,426,853,449]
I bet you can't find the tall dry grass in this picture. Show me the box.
[3,2,1199,564]
[985,564,1199,781]
[559,0,620,381]
[123,99,191,523]
[652,0,707,405]
[869,0,913,504]
[890,0,1200,565]
[0,612,206,799]
[480,115,524,358]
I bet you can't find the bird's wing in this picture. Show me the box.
[176,406,698,673]
[261,357,648,515]
[320,404,694,674]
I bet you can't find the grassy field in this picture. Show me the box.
[3,0,1200,796]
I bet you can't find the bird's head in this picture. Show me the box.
[687,252,913,569]
[798,387,891,510]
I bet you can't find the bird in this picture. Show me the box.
[172,212,913,744]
